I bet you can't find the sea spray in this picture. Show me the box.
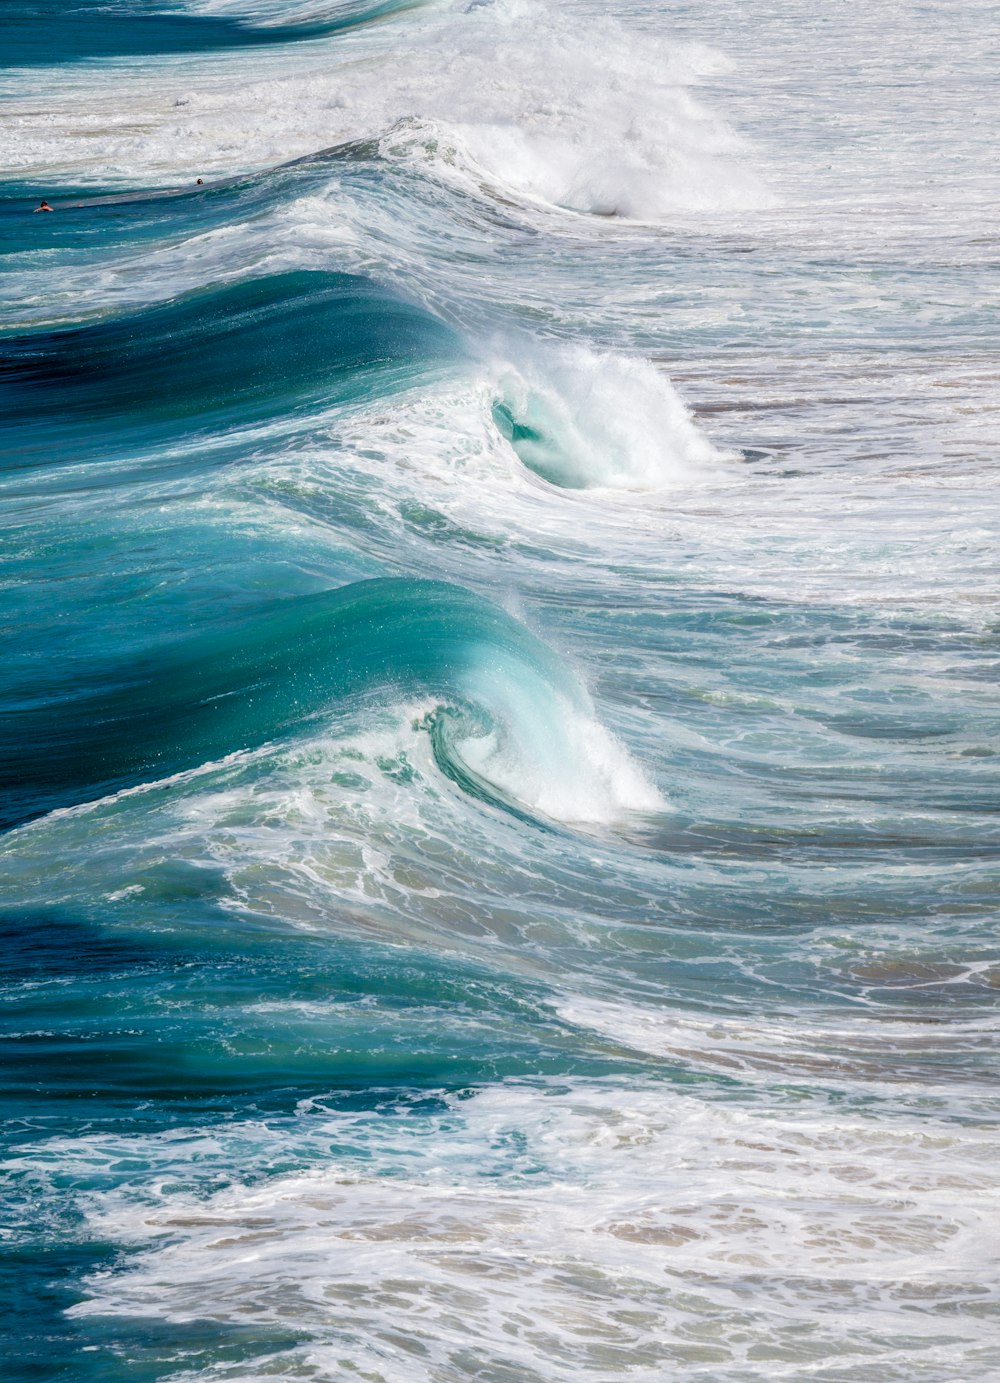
[489,339,726,489]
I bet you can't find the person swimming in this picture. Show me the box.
[33,199,53,213]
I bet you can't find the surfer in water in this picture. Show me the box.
[33,199,53,212]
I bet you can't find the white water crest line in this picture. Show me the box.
[556,995,1000,1089]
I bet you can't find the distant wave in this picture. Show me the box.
[1,0,420,67]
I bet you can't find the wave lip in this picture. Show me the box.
[426,689,664,829]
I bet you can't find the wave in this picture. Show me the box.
[0,577,661,831]
[488,340,727,489]
[314,0,771,221]
[0,269,456,459]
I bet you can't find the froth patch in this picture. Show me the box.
[59,1080,1000,1379]
[556,996,1000,1088]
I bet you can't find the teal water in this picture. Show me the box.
[2,1,999,1380]
[2,1,415,66]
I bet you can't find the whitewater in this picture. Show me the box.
[1,1,998,1380]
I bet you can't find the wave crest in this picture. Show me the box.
[2,578,662,832]
[489,340,727,490]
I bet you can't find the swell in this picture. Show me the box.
[0,577,582,831]
[3,0,769,219]
[0,270,457,460]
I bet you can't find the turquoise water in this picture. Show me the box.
[2,1,416,65]
[2,1,999,1380]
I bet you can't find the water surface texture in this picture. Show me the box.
[2,1,999,1380]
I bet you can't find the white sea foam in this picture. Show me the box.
[372,1,771,219]
[557,995,1000,1091]
[44,1079,1000,1380]
[488,339,727,489]
[443,676,666,823]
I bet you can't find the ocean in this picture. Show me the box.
[1,1,998,1379]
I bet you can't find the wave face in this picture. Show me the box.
[1,574,660,829]
[2,2,999,1382]
[0,270,457,457]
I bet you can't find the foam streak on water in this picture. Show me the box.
[1,1,999,1381]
